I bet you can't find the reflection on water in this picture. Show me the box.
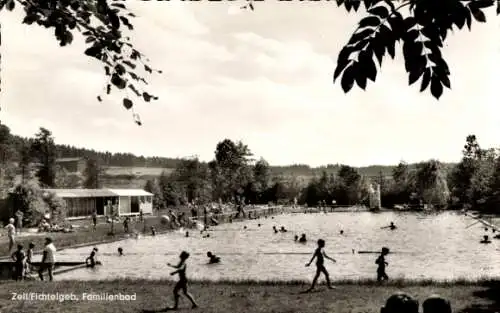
[56,211,500,281]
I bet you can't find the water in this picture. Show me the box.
[56,211,500,281]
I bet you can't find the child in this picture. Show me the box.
[11,244,26,281]
[376,247,390,282]
[206,251,220,264]
[151,226,156,236]
[123,217,130,233]
[26,243,35,277]
[4,218,16,252]
[166,251,198,310]
[86,247,98,268]
[305,239,336,291]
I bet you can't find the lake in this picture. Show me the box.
[55,211,500,281]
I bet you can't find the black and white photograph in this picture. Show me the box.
[0,0,499,312]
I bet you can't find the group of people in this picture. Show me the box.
[10,237,57,281]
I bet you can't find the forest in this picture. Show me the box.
[1,121,499,228]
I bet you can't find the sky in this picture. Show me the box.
[1,1,500,167]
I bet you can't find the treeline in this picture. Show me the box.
[143,136,500,214]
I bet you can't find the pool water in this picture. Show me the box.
[55,211,500,281]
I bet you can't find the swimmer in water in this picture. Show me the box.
[340,230,344,235]
[294,235,298,242]
[299,234,307,243]
[381,222,397,230]
[273,226,278,234]
[206,251,221,264]
[185,231,189,238]
[118,247,123,256]
[243,226,247,230]
[480,235,492,244]
[280,226,287,232]
[86,247,99,268]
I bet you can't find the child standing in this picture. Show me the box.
[305,239,336,292]
[11,244,26,281]
[166,251,198,310]
[26,243,35,278]
[376,247,390,282]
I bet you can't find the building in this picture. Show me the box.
[55,157,87,173]
[43,188,154,219]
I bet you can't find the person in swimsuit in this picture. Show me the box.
[166,251,198,310]
[305,239,336,292]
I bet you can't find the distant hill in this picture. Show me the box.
[6,132,456,187]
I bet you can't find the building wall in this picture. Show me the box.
[139,196,153,214]
[65,197,96,218]
[119,196,131,215]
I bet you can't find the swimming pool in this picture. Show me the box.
[55,211,500,281]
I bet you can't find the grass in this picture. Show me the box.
[0,278,497,313]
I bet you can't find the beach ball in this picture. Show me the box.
[160,215,170,225]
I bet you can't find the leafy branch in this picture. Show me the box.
[0,0,161,124]
[334,0,497,99]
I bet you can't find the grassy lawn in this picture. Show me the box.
[0,215,177,258]
[0,279,497,313]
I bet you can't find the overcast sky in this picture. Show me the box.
[1,2,499,167]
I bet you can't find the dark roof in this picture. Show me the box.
[42,188,153,198]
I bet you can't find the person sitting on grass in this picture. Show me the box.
[376,247,390,282]
[422,295,452,313]
[86,247,99,268]
[305,239,336,292]
[11,244,26,281]
[165,251,198,310]
[5,218,16,252]
[206,251,220,264]
[380,293,419,313]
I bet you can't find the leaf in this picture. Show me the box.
[359,51,377,82]
[440,75,451,89]
[111,3,126,9]
[348,29,374,45]
[123,98,133,110]
[85,36,96,43]
[143,92,152,102]
[123,60,136,69]
[111,74,127,89]
[109,11,121,29]
[430,76,443,99]
[420,69,431,92]
[340,65,355,93]
[368,6,389,18]
[469,0,494,10]
[6,0,14,11]
[359,16,381,28]
[22,14,38,25]
[470,8,487,22]
[408,64,426,86]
